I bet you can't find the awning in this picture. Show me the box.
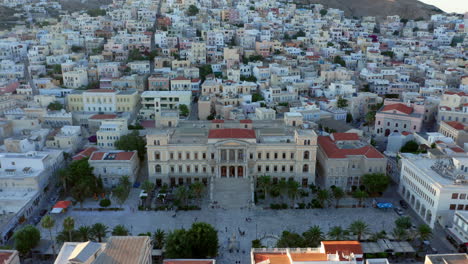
[376,202,393,208]
[53,201,71,210]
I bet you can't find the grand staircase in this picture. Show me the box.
[212,177,253,209]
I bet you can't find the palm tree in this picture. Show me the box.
[63,217,75,242]
[395,217,412,229]
[41,215,56,256]
[141,180,155,205]
[348,220,370,241]
[370,231,387,241]
[189,182,205,205]
[332,187,345,208]
[303,225,325,247]
[317,189,330,208]
[153,229,166,249]
[77,225,93,241]
[257,175,271,200]
[58,169,71,194]
[287,180,300,207]
[91,223,108,242]
[416,224,432,248]
[328,226,348,241]
[278,179,288,201]
[391,227,408,241]
[175,186,190,207]
[112,225,129,236]
[352,190,368,207]
[120,176,132,192]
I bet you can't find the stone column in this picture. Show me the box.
[235,166,238,178]
[226,149,229,162]
[235,149,238,163]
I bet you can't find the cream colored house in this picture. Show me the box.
[63,69,89,89]
[66,89,139,113]
[439,121,468,147]
[139,91,191,120]
[255,107,276,120]
[45,126,82,152]
[96,119,129,149]
[317,133,387,191]
[89,150,139,188]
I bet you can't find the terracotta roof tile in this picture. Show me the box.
[381,103,413,115]
[240,119,253,123]
[318,135,384,159]
[322,241,363,260]
[331,133,359,141]
[445,121,466,130]
[290,253,328,261]
[90,114,118,120]
[254,253,290,264]
[90,151,136,161]
[208,128,256,139]
[211,119,224,123]
[72,147,99,160]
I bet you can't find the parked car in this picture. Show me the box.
[394,207,404,216]
[39,209,47,216]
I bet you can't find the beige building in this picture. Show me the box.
[45,126,82,152]
[439,121,468,147]
[62,69,89,89]
[170,76,192,91]
[255,107,276,120]
[96,119,129,149]
[66,89,139,113]
[188,42,206,64]
[198,95,213,120]
[317,133,387,191]
[140,91,192,120]
[89,150,139,188]
[146,120,318,190]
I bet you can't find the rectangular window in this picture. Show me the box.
[282,153,286,159]
[170,153,174,159]
[274,153,278,159]
[452,193,459,199]
[195,153,198,160]
[465,205,468,210]
[258,153,262,159]
[450,204,456,210]
[461,194,466,200]
[290,153,294,159]
[458,204,464,210]
[265,166,270,172]
[186,153,190,159]
[202,153,206,159]
[290,165,294,172]
[178,153,182,159]
[274,166,278,172]
[257,165,261,172]
[266,153,270,159]
[211,153,215,159]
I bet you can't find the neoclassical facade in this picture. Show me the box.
[146,120,318,187]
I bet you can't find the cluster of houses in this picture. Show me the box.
[0,0,467,260]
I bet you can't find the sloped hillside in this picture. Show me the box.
[293,0,444,19]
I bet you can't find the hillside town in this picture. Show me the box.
[0,0,467,263]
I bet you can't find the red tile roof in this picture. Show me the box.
[72,147,99,160]
[318,136,384,159]
[240,119,253,123]
[381,103,413,115]
[331,133,359,141]
[254,253,289,264]
[90,151,136,161]
[53,200,71,209]
[401,131,412,136]
[90,114,118,120]
[445,121,465,130]
[451,147,465,153]
[0,252,14,263]
[211,119,224,123]
[172,76,190,81]
[444,91,467,96]
[322,241,363,261]
[208,128,256,139]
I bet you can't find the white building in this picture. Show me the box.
[62,69,89,89]
[399,157,468,228]
[88,150,139,188]
[139,91,191,120]
[96,119,129,149]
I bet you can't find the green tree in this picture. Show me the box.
[287,180,300,207]
[77,225,92,241]
[71,182,93,208]
[352,190,368,207]
[186,5,199,16]
[400,140,419,153]
[252,93,264,102]
[47,101,63,111]
[113,185,130,208]
[175,186,190,207]
[63,217,75,242]
[303,225,324,247]
[198,64,213,81]
[188,222,218,258]
[189,182,205,205]
[416,224,432,247]
[337,97,348,108]
[381,51,395,59]
[153,229,166,249]
[165,229,192,258]
[332,187,345,208]
[348,220,370,241]
[392,227,408,241]
[114,131,146,160]
[87,9,106,17]
[346,113,353,123]
[276,231,305,248]
[112,225,129,236]
[13,225,41,256]
[395,217,412,229]
[179,104,189,116]
[370,231,387,241]
[41,215,56,256]
[317,189,331,208]
[320,9,327,16]
[328,226,348,241]
[252,239,263,248]
[119,176,132,192]
[90,223,108,242]
[362,173,390,194]
[333,56,346,67]
[257,175,271,200]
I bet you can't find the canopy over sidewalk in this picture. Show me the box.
[51,201,72,214]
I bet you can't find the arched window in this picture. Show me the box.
[155,165,161,173]
[303,164,309,173]
[304,151,309,160]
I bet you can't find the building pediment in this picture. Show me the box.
[214,139,251,147]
